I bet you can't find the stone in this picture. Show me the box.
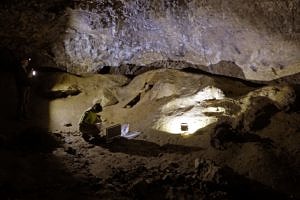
[99,88,119,107]
[0,0,299,81]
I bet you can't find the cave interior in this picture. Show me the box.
[0,0,300,199]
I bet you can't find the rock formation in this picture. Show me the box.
[0,0,299,81]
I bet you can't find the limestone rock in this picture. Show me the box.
[0,0,299,81]
[99,88,119,107]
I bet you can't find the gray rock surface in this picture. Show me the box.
[0,0,299,81]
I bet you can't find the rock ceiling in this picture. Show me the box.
[0,0,299,81]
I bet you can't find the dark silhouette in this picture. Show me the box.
[79,103,104,143]
[14,57,34,120]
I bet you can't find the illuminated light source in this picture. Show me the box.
[154,86,226,135]
[180,122,191,136]
[156,115,218,135]
[32,70,37,76]
[180,123,188,132]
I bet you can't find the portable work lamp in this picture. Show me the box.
[180,123,189,132]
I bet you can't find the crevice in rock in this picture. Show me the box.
[124,93,141,108]
[250,104,279,131]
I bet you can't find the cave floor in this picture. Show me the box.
[0,69,300,199]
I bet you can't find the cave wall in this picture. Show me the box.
[0,0,299,81]
[0,0,72,69]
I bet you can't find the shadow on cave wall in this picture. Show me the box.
[0,2,86,198]
[0,0,74,69]
[0,0,74,127]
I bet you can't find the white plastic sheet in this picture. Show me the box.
[121,124,141,139]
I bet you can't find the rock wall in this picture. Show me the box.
[0,0,73,69]
[0,0,300,81]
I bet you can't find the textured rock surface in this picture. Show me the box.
[1,69,300,198]
[0,0,300,81]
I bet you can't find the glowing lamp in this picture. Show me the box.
[180,123,189,132]
[32,70,36,76]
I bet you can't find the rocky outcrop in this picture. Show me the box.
[0,0,299,81]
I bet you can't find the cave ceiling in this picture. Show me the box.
[0,0,299,81]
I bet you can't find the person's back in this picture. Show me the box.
[14,58,32,85]
[80,110,100,126]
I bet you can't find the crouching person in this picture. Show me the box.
[79,103,104,144]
